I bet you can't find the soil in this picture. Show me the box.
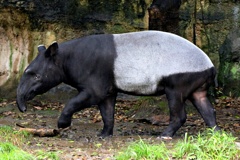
[0,95,240,159]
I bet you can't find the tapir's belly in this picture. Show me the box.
[112,31,214,94]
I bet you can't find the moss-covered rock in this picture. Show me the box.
[218,29,240,96]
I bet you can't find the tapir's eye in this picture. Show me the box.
[34,74,41,81]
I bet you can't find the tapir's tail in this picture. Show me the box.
[211,67,220,97]
[210,67,218,88]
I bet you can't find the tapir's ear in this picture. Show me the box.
[45,41,58,57]
[38,45,46,53]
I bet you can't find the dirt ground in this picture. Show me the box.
[0,95,239,159]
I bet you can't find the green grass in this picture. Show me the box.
[0,125,60,160]
[0,125,31,145]
[173,129,239,160]
[0,142,34,160]
[115,129,240,160]
[116,139,169,160]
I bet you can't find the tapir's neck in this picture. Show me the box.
[58,35,117,90]
[57,43,84,88]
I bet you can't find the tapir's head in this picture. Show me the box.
[17,42,64,112]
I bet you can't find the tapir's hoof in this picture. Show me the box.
[98,135,113,139]
[58,120,71,129]
[213,126,221,131]
[97,131,113,139]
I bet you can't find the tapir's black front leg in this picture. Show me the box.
[58,91,94,129]
[98,94,117,138]
[161,88,187,139]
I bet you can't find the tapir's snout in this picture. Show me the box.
[16,94,27,112]
[17,102,27,112]
[16,85,28,112]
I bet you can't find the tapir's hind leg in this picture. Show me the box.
[189,85,219,130]
[98,94,117,137]
[161,87,187,139]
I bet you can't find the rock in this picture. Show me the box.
[218,29,240,96]
[219,30,240,62]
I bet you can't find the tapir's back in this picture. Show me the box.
[112,31,214,94]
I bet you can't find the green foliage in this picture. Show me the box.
[230,63,240,79]
[0,142,60,160]
[0,126,31,145]
[0,97,6,102]
[115,129,240,160]
[0,142,34,160]
[0,126,60,160]
[173,129,239,160]
[115,139,169,160]
[218,62,240,96]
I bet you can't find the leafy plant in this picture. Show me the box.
[0,142,34,160]
[173,129,239,160]
[115,139,169,160]
[0,125,31,145]
[115,129,240,160]
[0,126,60,160]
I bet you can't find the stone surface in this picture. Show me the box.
[218,29,240,96]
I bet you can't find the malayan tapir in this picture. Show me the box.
[16,31,220,139]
